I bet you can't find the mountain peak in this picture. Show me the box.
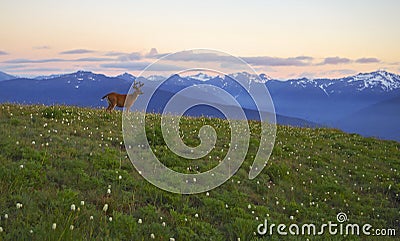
[116,72,136,82]
[76,70,92,74]
[349,70,400,91]
[186,72,214,81]
[228,72,269,83]
[259,73,272,81]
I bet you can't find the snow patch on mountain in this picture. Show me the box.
[147,75,166,81]
[188,73,214,81]
[284,70,400,94]
[348,70,400,91]
[229,72,267,83]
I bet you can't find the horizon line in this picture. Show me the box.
[1,68,398,81]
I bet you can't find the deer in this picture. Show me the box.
[102,81,144,112]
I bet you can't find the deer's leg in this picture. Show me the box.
[110,103,117,112]
[125,104,132,112]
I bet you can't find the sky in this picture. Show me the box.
[0,0,399,79]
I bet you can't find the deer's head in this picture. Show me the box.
[133,81,144,95]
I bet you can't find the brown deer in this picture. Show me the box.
[102,81,144,112]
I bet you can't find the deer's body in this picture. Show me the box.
[102,81,144,112]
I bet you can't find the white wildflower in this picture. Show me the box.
[70,204,76,211]
[103,204,108,212]
[52,223,57,230]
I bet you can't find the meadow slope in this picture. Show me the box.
[0,104,399,240]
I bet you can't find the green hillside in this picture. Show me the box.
[0,104,398,240]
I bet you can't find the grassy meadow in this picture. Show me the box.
[0,104,399,240]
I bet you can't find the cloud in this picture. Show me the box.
[0,50,9,55]
[146,48,161,58]
[320,57,351,65]
[294,56,314,61]
[33,46,51,50]
[104,51,147,61]
[100,62,181,71]
[104,51,128,56]
[145,50,314,67]
[165,50,231,62]
[3,58,65,64]
[242,56,313,66]
[11,67,64,72]
[144,50,228,62]
[355,57,380,64]
[76,57,114,62]
[117,52,142,61]
[3,57,114,64]
[1,64,29,70]
[59,49,95,54]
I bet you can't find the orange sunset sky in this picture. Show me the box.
[1,0,399,79]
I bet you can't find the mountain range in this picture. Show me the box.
[0,70,399,141]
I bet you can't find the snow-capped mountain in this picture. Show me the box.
[259,73,273,82]
[187,73,214,81]
[0,69,399,140]
[228,72,270,83]
[264,70,400,139]
[277,70,400,95]
[343,70,400,91]
[0,71,131,107]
